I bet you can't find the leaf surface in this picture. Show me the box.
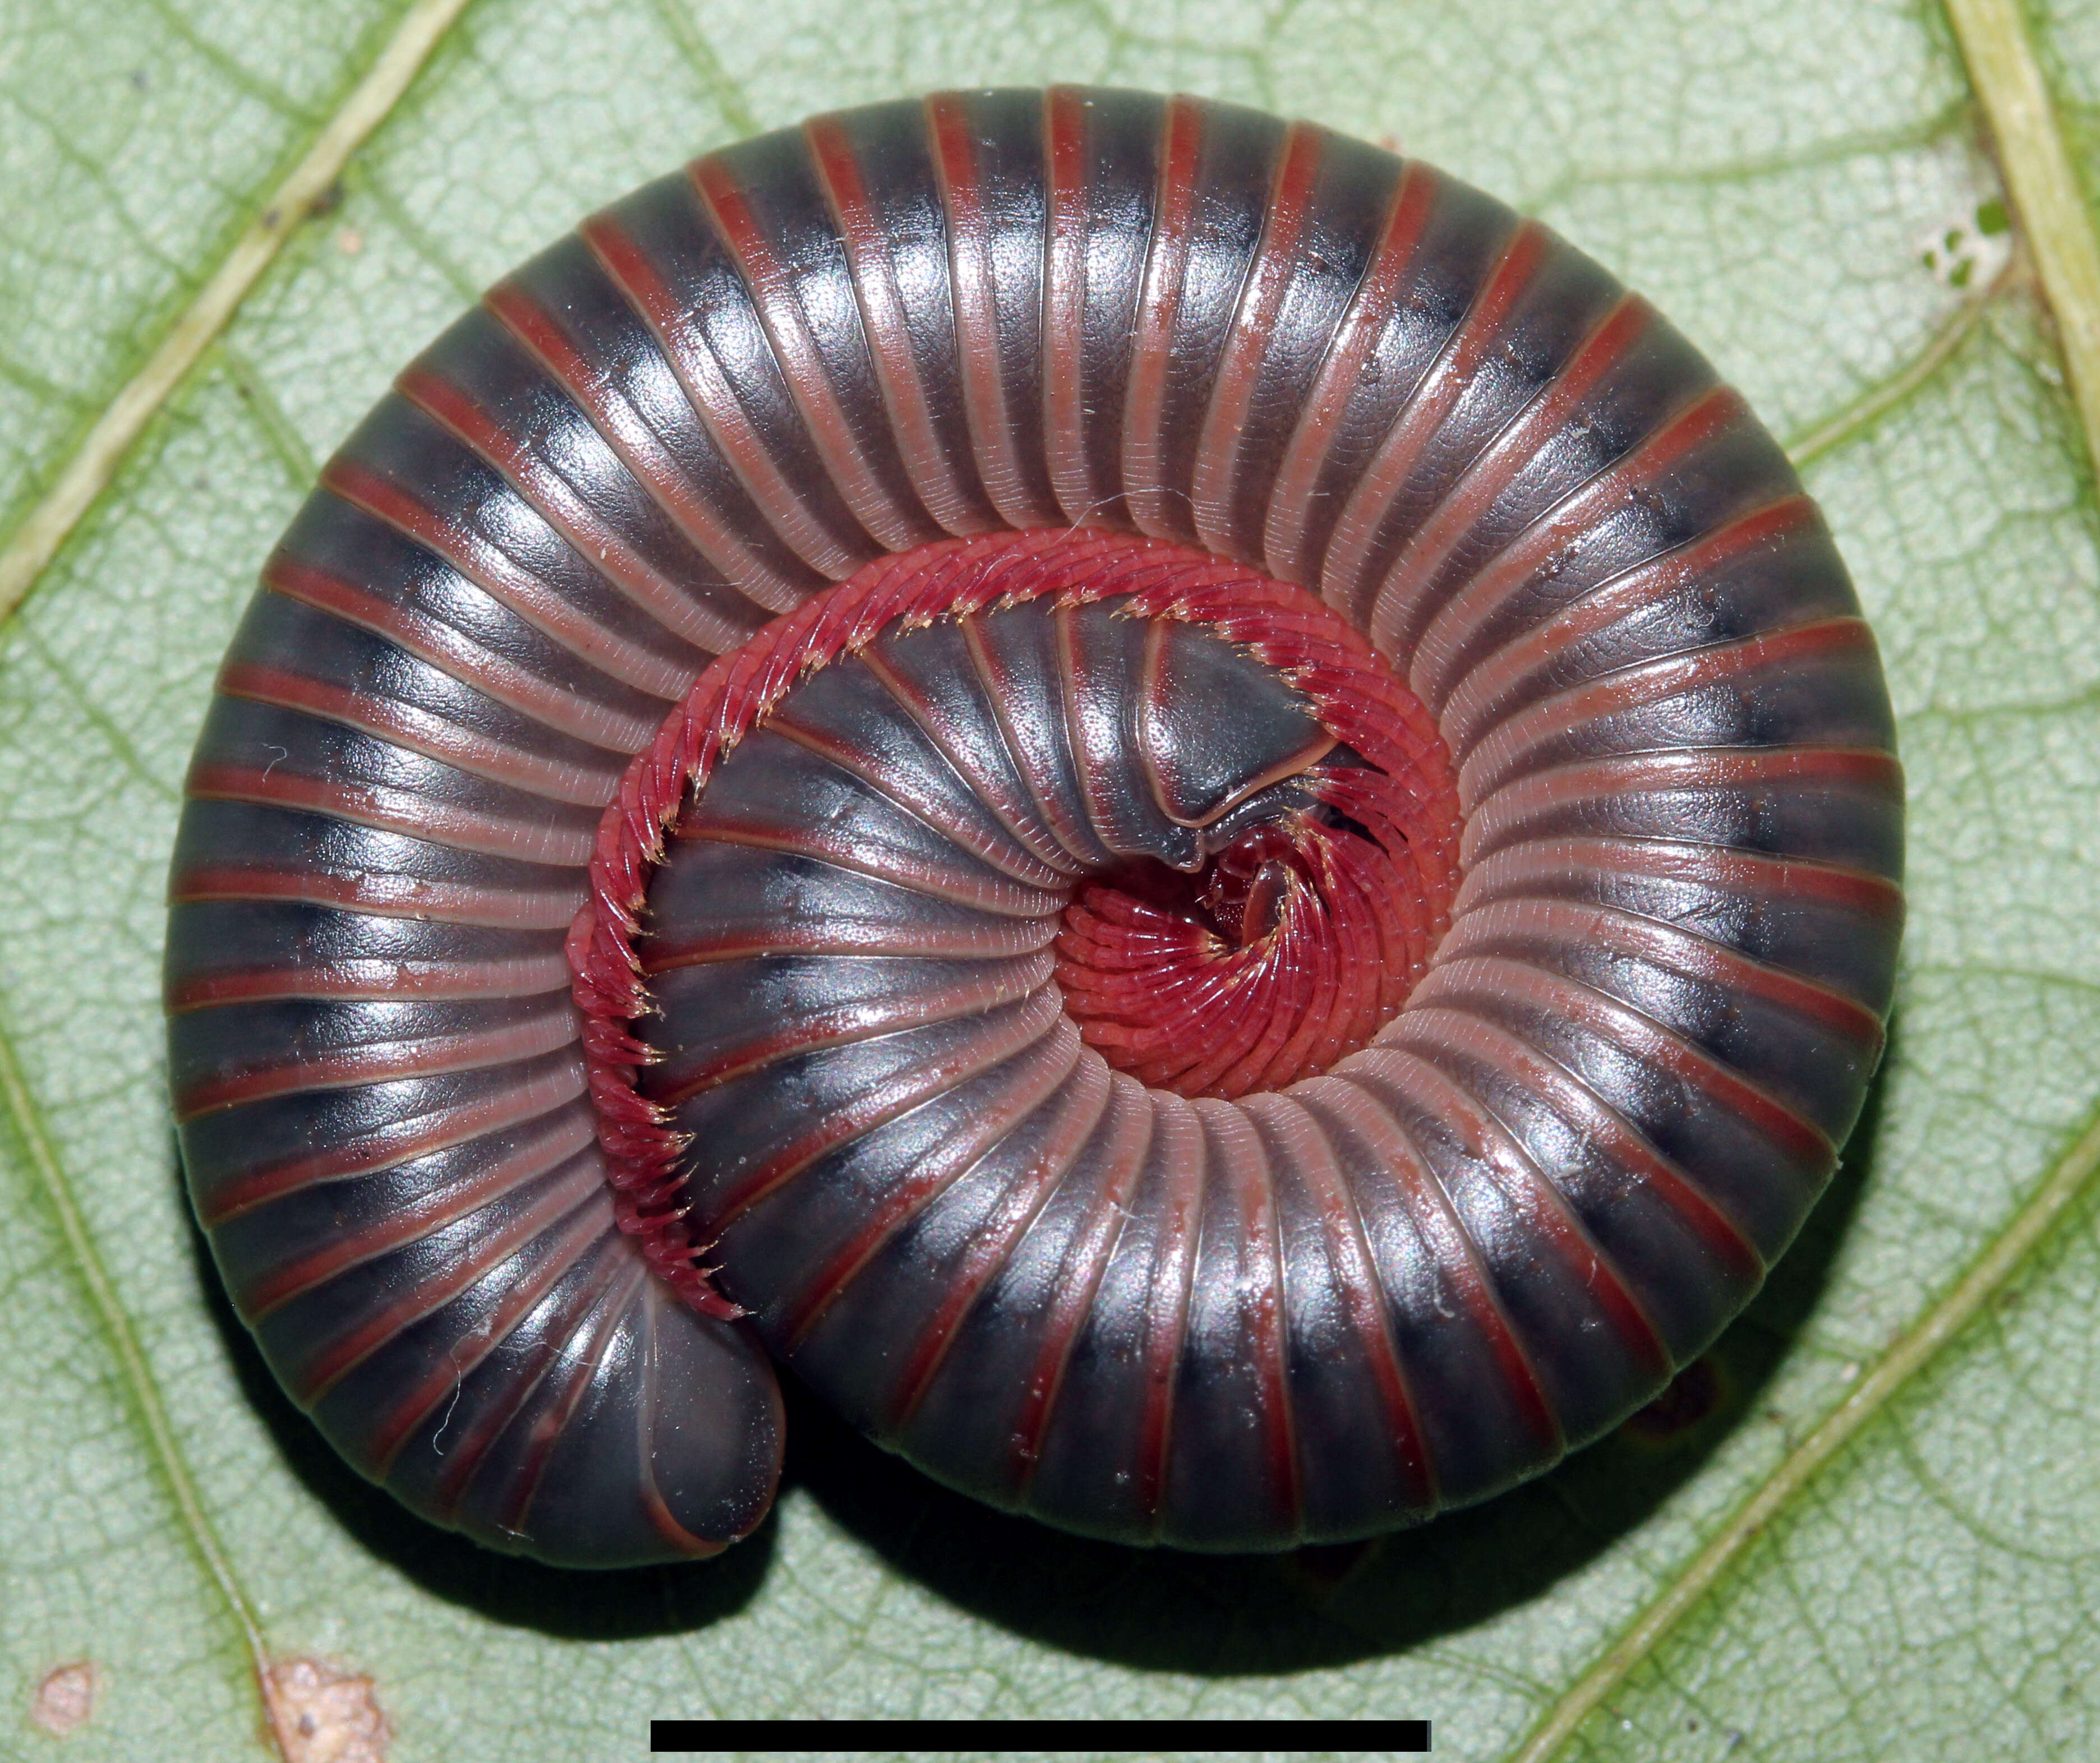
[2,0,2098,1756]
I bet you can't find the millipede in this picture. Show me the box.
[166,86,1903,1567]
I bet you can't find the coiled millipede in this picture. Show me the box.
[166,86,1903,1568]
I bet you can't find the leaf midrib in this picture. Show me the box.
[1946,0,2100,471]
[0,0,478,625]
[1509,1105,2100,1761]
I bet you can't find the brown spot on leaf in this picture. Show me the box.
[30,1662,99,1737]
[261,1658,389,1763]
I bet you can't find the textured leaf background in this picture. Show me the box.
[3,0,2098,1755]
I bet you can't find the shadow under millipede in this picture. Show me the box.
[177,1013,1886,1667]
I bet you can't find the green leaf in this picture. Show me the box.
[3,0,2098,1754]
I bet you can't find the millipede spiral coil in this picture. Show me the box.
[167,87,1904,1567]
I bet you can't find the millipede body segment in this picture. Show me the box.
[167,87,1902,1566]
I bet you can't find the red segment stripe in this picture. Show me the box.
[580,209,867,580]
[690,153,932,551]
[292,1166,606,1405]
[690,990,1066,1234]
[320,459,693,699]
[1460,745,1905,869]
[1406,1007,1766,1283]
[781,1026,1084,1347]
[644,914,1057,970]
[483,276,812,613]
[173,997,578,1124]
[216,658,620,806]
[1370,292,1655,663]
[420,1234,632,1512]
[261,555,654,753]
[1263,158,1440,587]
[960,611,1116,866]
[925,91,1057,528]
[397,362,757,657]
[481,1257,648,1530]
[1008,1078,1154,1492]
[883,1056,1115,1430]
[190,1067,590,1226]
[1436,487,1816,760]
[763,712,1073,889]
[1452,834,1905,958]
[1121,95,1207,539]
[167,859,581,930]
[361,1205,621,1480]
[649,954,1055,1106]
[1245,1094,1436,1513]
[1321,218,1551,629]
[1042,84,1098,521]
[1412,955,1836,1174]
[1299,1068,1564,1468]
[185,761,597,867]
[804,112,988,537]
[673,814,1067,917]
[1192,118,1328,555]
[1191,1100,1302,1537]
[241,1115,597,1317]
[1368,1045,1675,1386]
[167,950,568,1014]
[1459,616,1882,809]
[1131,1094,1204,1529]
[1415,387,1760,724]
[1442,896,1889,1048]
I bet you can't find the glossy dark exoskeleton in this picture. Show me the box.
[167,86,1902,1566]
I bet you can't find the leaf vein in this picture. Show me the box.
[0,998,274,1740]
[1946,0,2100,481]
[0,0,478,630]
[1508,1100,2100,1761]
